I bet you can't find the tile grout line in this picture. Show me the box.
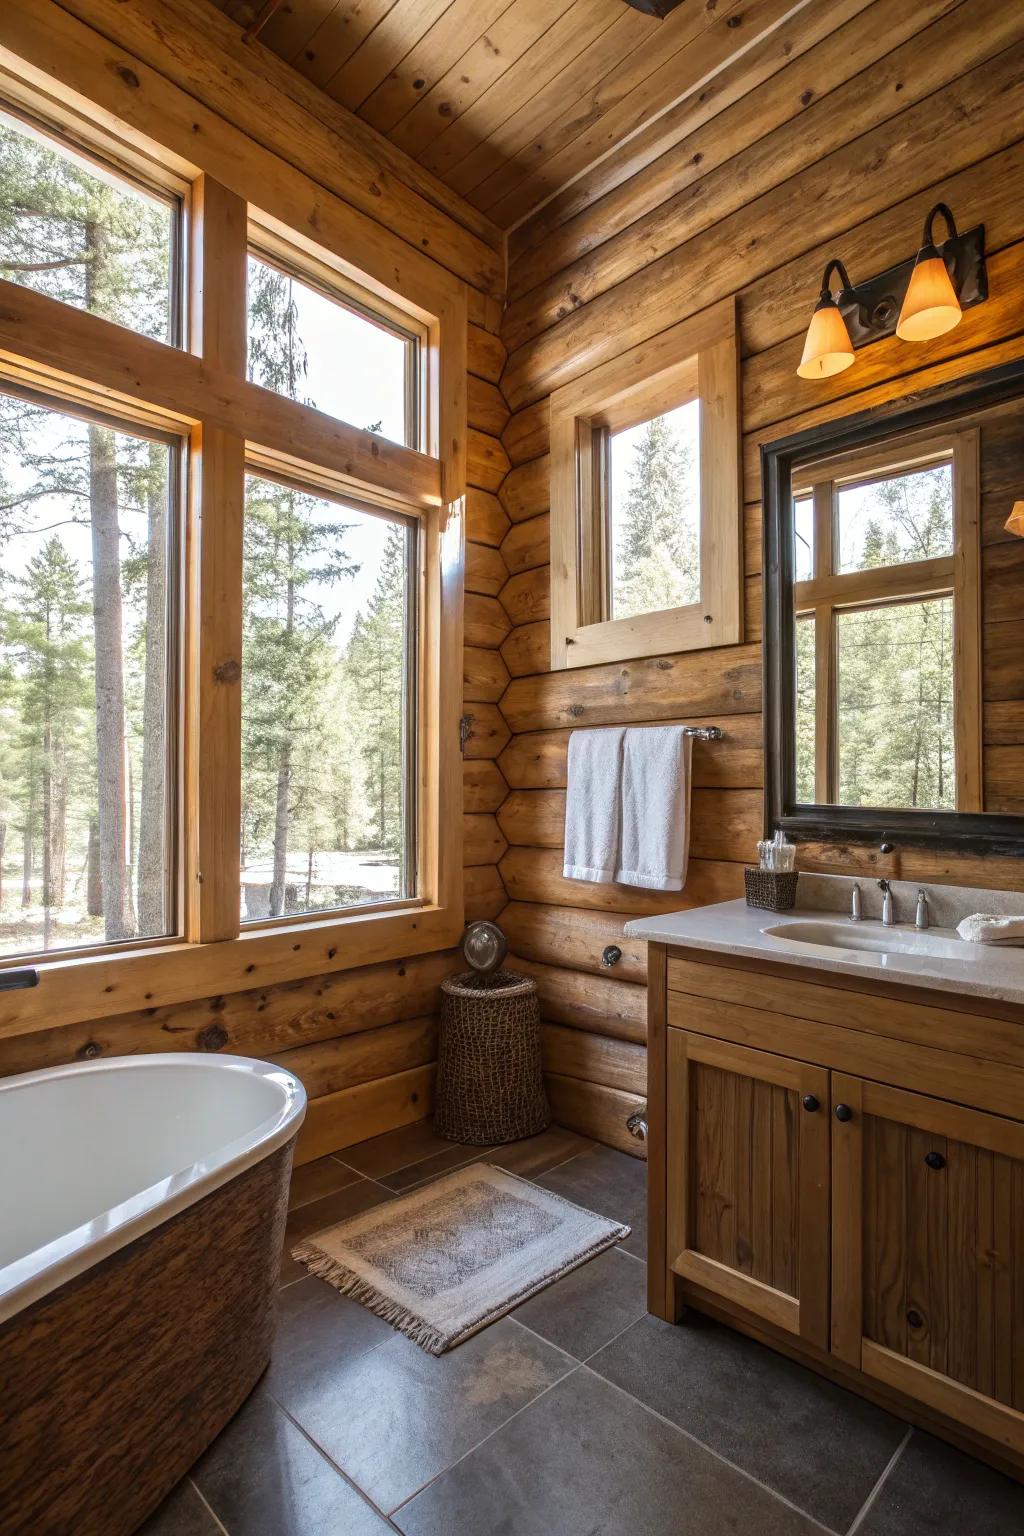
[187,1476,230,1536]
[388,1361,583,1521]
[845,1425,913,1536]
[577,1364,839,1536]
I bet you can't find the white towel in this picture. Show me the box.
[615,726,692,891]
[563,727,626,883]
[956,913,1024,945]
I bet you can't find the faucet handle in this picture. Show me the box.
[877,878,891,892]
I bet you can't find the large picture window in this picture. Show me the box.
[0,78,465,1016]
[0,391,178,958]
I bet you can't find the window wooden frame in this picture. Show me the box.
[0,64,467,1037]
[792,428,982,812]
[549,297,742,671]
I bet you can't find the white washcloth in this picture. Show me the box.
[957,913,1024,946]
[563,727,626,883]
[615,726,692,891]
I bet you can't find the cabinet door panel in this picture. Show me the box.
[832,1074,1024,1456]
[667,1029,829,1346]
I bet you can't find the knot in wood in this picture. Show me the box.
[197,1023,229,1052]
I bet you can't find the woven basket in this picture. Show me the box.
[744,867,799,912]
[435,970,551,1146]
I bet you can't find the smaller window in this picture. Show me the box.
[607,400,701,621]
[793,494,814,583]
[549,298,741,670]
[0,103,181,345]
[836,462,953,574]
[240,472,417,925]
[246,250,418,448]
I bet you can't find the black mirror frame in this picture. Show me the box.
[762,355,1024,857]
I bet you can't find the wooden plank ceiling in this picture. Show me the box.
[208,0,812,229]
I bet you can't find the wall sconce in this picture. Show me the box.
[797,259,856,381]
[1005,502,1024,538]
[797,201,987,380]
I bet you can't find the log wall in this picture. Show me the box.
[496,0,1024,1156]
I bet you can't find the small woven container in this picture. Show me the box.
[744,867,799,912]
[436,970,551,1145]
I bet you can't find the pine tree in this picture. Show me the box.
[345,524,408,859]
[6,539,92,946]
[614,413,699,619]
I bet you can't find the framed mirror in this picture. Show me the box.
[763,358,1024,854]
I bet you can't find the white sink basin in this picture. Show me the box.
[761,919,974,962]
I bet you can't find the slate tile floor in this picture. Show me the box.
[143,1121,1023,1536]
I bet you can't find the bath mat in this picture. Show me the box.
[291,1163,629,1354]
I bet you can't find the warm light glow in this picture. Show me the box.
[896,253,962,342]
[1006,501,1024,538]
[797,301,856,380]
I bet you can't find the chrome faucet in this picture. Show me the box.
[850,883,862,922]
[915,889,929,930]
[878,879,894,926]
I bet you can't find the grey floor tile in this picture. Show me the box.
[341,1120,462,1179]
[193,1388,390,1535]
[513,1247,646,1361]
[138,1479,222,1536]
[489,1125,595,1179]
[857,1430,1024,1536]
[394,1365,823,1536]
[380,1141,494,1191]
[267,1276,394,1402]
[538,1144,647,1257]
[281,1178,394,1283]
[276,1315,574,1513]
[288,1155,362,1211]
[591,1312,907,1531]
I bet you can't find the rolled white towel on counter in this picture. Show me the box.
[956,913,1024,945]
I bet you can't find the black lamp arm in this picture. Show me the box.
[818,257,854,304]
[921,201,958,252]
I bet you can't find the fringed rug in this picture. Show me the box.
[292,1162,630,1354]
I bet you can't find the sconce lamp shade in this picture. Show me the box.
[1006,501,1024,538]
[797,297,856,380]
[897,204,963,342]
[896,251,962,341]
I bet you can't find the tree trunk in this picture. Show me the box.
[0,820,6,910]
[137,445,167,934]
[89,419,135,941]
[87,817,102,917]
[21,770,35,908]
[269,739,291,917]
[86,218,135,942]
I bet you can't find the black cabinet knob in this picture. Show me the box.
[834,1103,854,1122]
[802,1094,820,1113]
[924,1151,946,1170]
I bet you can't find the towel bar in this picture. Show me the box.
[681,726,723,742]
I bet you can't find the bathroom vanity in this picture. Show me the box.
[629,883,1024,1479]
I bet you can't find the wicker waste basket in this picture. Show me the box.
[435,970,551,1145]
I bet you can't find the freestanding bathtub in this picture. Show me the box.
[0,1053,306,1536]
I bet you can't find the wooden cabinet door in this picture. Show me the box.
[666,1029,830,1347]
[831,1074,1024,1458]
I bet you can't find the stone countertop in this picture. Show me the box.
[625,898,1024,1008]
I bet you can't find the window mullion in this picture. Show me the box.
[185,176,247,944]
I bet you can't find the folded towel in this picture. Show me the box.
[957,914,1024,945]
[615,726,692,891]
[563,727,626,883]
